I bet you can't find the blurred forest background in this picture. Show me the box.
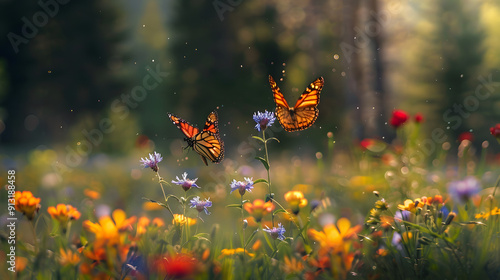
[1,0,500,163]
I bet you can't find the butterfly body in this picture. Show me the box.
[269,75,324,132]
[168,111,224,165]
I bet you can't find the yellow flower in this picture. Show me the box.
[284,191,308,215]
[59,248,80,266]
[14,191,41,220]
[47,204,81,224]
[397,199,422,213]
[475,207,500,220]
[172,214,197,226]
[111,209,137,231]
[219,248,255,258]
[243,199,275,223]
[308,218,361,253]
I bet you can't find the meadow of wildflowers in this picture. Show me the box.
[2,109,500,279]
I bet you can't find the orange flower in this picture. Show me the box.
[14,191,41,220]
[380,215,394,230]
[419,195,444,206]
[376,248,389,257]
[308,218,361,253]
[59,248,81,266]
[47,204,81,224]
[252,239,262,251]
[172,214,197,226]
[136,217,150,236]
[243,199,274,223]
[152,217,165,227]
[143,201,164,211]
[111,209,137,231]
[282,256,304,275]
[84,189,101,200]
[16,257,28,272]
[431,194,444,205]
[284,191,308,214]
[83,209,136,248]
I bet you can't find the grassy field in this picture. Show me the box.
[2,111,500,279]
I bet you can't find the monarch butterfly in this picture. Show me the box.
[269,75,324,132]
[168,111,224,166]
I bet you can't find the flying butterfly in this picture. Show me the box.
[269,75,324,132]
[168,111,224,165]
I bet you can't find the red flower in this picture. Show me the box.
[154,254,198,279]
[490,124,500,141]
[360,139,375,150]
[458,132,474,142]
[390,109,409,128]
[415,113,424,123]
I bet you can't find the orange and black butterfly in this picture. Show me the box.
[168,111,224,165]
[269,75,324,132]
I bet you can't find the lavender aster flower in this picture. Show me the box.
[448,176,481,204]
[230,177,254,196]
[394,210,411,222]
[391,232,406,256]
[172,172,200,191]
[140,151,163,172]
[253,110,276,132]
[190,196,212,215]
[263,223,286,241]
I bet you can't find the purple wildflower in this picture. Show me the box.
[140,151,163,172]
[394,210,411,222]
[263,223,286,241]
[172,172,200,191]
[230,177,254,196]
[253,110,275,132]
[190,196,212,215]
[448,176,481,204]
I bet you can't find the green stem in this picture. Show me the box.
[263,130,272,195]
[183,198,188,248]
[156,172,175,218]
[241,195,246,263]
[30,220,38,254]
[271,198,309,247]
[492,175,500,197]
[262,129,275,227]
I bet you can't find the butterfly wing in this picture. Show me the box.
[193,131,224,166]
[168,111,224,165]
[203,111,219,134]
[269,75,295,132]
[289,76,324,131]
[168,113,200,140]
[269,75,324,132]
